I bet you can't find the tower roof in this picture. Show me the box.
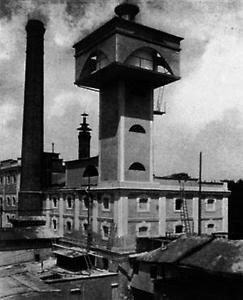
[114,2,140,21]
[77,113,92,133]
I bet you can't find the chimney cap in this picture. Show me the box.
[26,19,45,34]
[114,2,140,21]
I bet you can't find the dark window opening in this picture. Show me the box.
[83,196,89,209]
[150,266,157,279]
[103,225,109,238]
[208,223,214,229]
[53,197,58,208]
[129,124,146,133]
[175,225,183,234]
[175,198,183,211]
[129,162,146,171]
[133,261,139,274]
[67,196,72,208]
[66,221,72,232]
[53,219,57,230]
[103,196,110,210]
[83,223,88,232]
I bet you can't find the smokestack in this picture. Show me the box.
[18,19,45,217]
[77,113,92,159]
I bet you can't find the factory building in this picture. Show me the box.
[42,2,229,255]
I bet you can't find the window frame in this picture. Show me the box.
[52,217,58,231]
[101,194,111,212]
[101,221,110,240]
[66,218,73,233]
[136,222,151,237]
[136,195,150,212]
[66,195,73,209]
[52,196,58,209]
[205,198,216,212]
[174,223,184,234]
[174,198,183,212]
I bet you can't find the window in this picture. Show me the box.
[52,218,57,231]
[0,197,2,205]
[52,197,58,208]
[175,224,183,234]
[6,214,10,224]
[136,222,150,237]
[206,223,215,234]
[7,196,11,206]
[66,196,73,209]
[7,176,11,184]
[0,177,3,185]
[129,124,146,133]
[83,195,89,210]
[129,162,145,171]
[137,196,150,212]
[174,198,183,212]
[83,222,88,232]
[103,225,109,237]
[102,194,111,211]
[206,198,216,211]
[12,196,16,206]
[101,221,110,240]
[12,175,16,184]
[66,220,72,232]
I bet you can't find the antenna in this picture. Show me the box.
[52,142,55,153]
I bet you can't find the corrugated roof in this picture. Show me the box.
[181,238,243,275]
[137,235,212,263]
[0,227,59,241]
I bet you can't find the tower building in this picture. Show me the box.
[77,113,92,159]
[73,2,182,184]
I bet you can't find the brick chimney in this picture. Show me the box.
[18,20,45,219]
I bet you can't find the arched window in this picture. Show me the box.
[66,195,73,209]
[81,50,109,79]
[52,218,57,231]
[125,47,173,75]
[101,221,110,240]
[129,162,145,171]
[129,124,146,133]
[52,196,58,208]
[12,196,16,206]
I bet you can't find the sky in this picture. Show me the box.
[0,0,242,181]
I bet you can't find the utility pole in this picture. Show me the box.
[86,176,92,251]
[198,152,202,235]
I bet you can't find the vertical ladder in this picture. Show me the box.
[179,180,192,235]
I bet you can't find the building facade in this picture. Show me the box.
[0,159,21,227]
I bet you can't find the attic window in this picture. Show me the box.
[129,124,146,133]
[129,162,145,171]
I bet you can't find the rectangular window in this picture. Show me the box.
[206,198,216,211]
[174,198,183,211]
[137,196,150,212]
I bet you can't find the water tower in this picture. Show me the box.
[73,2,182,184]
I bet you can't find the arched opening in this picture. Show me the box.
[83,165,99,178]
[124,47,173,75]
[129,124,146,133]
[129,162,146,171]
[81,50,109,79]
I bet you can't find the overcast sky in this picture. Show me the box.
[0,0,242,181]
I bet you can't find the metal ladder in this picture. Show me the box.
[179,180,192,235]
